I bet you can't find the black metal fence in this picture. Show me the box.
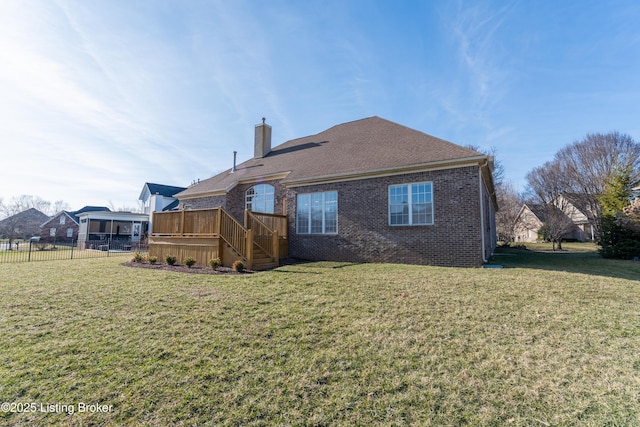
[0,239,148,264]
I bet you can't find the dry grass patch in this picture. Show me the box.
[0,256,639,425]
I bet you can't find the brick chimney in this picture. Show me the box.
[254,118,272,159]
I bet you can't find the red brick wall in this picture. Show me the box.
[225,180,287,222]
[286,166,486,267]
[179,166,490,267]
[180,195,227,211]
[179,180,287,225]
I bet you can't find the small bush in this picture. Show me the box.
[166,255,177,266]
[232,260,245,272]
[209,258,222,270]
[184,257,196,268]
[133,252,144,263]
[148,256,157,264]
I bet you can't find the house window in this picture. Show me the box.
[60,216,66,225]
[389,182,434,226]
[67,228,73,238]
[246,184,275,214]
[297,191,337,234]
[49,227,56,236]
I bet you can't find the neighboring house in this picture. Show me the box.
[77,211,150,250]
[139,182,186,231]
[556,194,596,241]
[513,204,546,243]
[40,206,111,242]
[154,116,498,268]
[0,208,50,243]
[513,197,595,243]
[632,184,640,201]
[139,183,186,214]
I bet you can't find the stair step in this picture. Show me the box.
[252,262,278,271]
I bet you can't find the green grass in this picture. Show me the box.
[491,243,640,281]
[1,252,639,426]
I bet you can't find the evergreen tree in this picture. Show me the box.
[597,167,640,258]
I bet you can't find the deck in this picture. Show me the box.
[149,208,287,270]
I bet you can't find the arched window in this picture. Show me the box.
[245,184,275,213]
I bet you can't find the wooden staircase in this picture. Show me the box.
[251,242,278,270]
[150,208,287,271]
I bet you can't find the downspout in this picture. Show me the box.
[479,164,489,264]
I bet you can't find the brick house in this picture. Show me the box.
[0,208,50,245]
[40,206,111,243]
[158,117,497,268]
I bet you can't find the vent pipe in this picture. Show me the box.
[232,151,237,173]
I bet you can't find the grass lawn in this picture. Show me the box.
[1,249,639,426]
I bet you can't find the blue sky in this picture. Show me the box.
[1,0,639,211]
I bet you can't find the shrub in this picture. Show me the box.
[232,260,245,272]
[133,252,144,263]
[184,257,196,268]
[209,258,222,270]
[599,215,640,259]
[148,256,157,264]
[165,255,177,266]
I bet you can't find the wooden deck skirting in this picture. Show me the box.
[149,208,287,270]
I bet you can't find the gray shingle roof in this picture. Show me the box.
[177,116,485,198]
[144,183,187,198]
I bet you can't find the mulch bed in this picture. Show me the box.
[121,261,253,275]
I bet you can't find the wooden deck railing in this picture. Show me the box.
[218,208,247,258]
[152,210,183,235]
[152,208,286,269]
[183,209,218,235]
[248,212,288,238]
[245,211,279,260]
[152,209,219,236]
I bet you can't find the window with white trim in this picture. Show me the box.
[389,182,433,225]
[245,184,275,213]
[67,228,73,238]
[60,215,66,225]
[297,191,337,234]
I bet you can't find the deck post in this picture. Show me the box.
[245,228,253,270]
[272,230,279,264]
[215,208,222,235]
[180,210,185,236]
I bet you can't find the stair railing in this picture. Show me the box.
[245,211,279,263]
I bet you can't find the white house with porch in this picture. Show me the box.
[77,211,150,251]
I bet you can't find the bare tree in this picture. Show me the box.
[465,144,514,242]
[526,160,578,250]
[495,181,522,242]
[107,200,144,213]
[554,131,640,231]
[50,200,71,216]
[465,145,505,187]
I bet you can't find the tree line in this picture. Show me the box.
[495,132,640,257]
